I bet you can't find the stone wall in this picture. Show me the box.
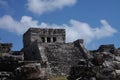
[23,42,83,76]
[97,44,115,53]
[23,28,65,47]
[43,43,82,76]
[0,43,12,53]
[23,41,42,61]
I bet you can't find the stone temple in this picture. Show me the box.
[22,28,91,76]
[1,28,120,80]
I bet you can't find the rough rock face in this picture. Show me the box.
[42,43,82,76]
[66,44,120,80]
[23,41,84,76]
[14,63,48,80]
[0,43,12,53]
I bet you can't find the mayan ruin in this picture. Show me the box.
[0,28,120,80]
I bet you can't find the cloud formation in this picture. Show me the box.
[65,20,117,43]
[27,0,77,15]
[0,15,24,34]
[0,15,117,44]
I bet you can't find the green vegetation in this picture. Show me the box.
[49,76,67,80]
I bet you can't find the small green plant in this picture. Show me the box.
[49,76,67,80]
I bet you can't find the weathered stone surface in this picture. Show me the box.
[23,28,91,76]
[67,43,120,80]
[23,42,84,76]
[97,44,115,53]
[0,43,12,53]
[14,63,48,80]
[23,28,65,47]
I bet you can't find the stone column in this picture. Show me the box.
[45,37,47,43]
[51,37,53,42]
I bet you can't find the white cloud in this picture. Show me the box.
[94,20,117,39]
[65,19,117,43]
[0,15,39,34]
[0,15,117,44]
[27,0,77,15]
[0,15,24,34]
[20,16,39,28]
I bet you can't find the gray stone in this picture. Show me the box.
[23,28,89,76]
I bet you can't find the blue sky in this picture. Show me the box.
[0,0,120,51]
